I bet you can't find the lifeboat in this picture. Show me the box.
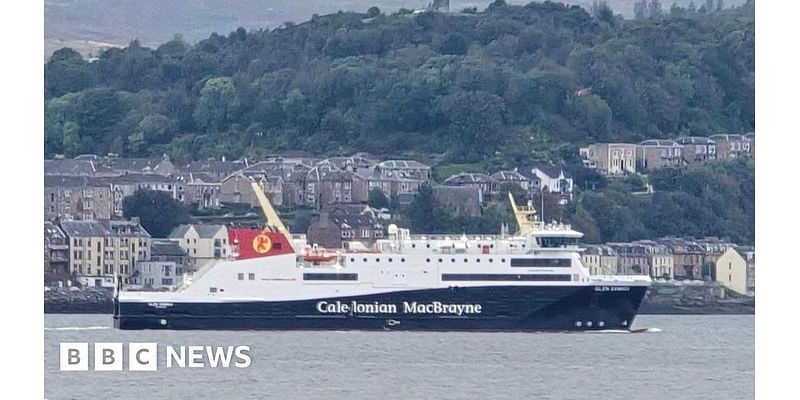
[302,245,337,262]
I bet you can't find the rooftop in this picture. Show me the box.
[60,220,112,237]
[168,224,226,239]
[443,173,497,185]
[151,239,189,257]
[44,175,107,188]
[378,160,430,170]
[675,136,715,145]
[639,139,680,146]
[491,170,529,182]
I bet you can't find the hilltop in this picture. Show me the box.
[45,0,754,167]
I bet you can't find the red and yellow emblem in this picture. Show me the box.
[252,232,273,254]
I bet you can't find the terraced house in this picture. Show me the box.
[60,218,151,287]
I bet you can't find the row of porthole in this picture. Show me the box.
[409,243,526,249]
[350,258,507,264]
[351,258,407,263]
[575,321,606,328]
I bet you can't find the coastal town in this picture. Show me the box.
[44,133,755,312]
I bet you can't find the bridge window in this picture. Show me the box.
[538,237,580,248]
[510,258,572,268]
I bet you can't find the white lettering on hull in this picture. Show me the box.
[316,301,482,315]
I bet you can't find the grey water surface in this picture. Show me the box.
[45,314,754,400]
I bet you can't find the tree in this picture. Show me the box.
[634,0,649,19]
[649,0,663,17]
[405,184,438,233]
[194,77,238,133]
[123,189,191,238]
[368,188,390,209]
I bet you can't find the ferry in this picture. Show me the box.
[114,181,651,331]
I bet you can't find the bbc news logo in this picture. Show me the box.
[60,342,251,371]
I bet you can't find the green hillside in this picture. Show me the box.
[44,0,755,243]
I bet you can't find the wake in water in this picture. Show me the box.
[45,326,111,331]
[585,327,662,334]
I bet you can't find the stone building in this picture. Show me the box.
[442,173,499,202]
[491,170,532,191]
[132,239,190,290]
[96,174,184,217]
[675,136,717,164]
[376,160,431,181]
[709,134,755,160]
[60,218,151,287]
[431,185,482,217]
[581,245,619,276]
[44,222,70,284]
[636,139,684,170]
[580,143,637,175]
[307,205,385,249]
[45,176,113,221]
[184,173,221,210]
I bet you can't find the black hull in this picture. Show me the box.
[114,285,648,332]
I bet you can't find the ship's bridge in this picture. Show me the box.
[363,223,583,255]
[529,223,583,249]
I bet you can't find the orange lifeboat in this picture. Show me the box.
[302,245,337,262]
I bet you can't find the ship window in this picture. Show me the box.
[501,259,506,263]
[401,258,406,263]
[412,244,416,248]
[438,258,442,263]
[464,258,468,263]
[426,244,431,248]
[237,273,244,280]
[209,287,217,293]
[248,273,255,280]
[441,274,572,282]
[489,258,493,263]
[303,273,358,281]
[426,258,430,263]
[388,258,393,262]
[451,259,456,263]
[376,258,380,262]
[476,259,480,263]
[363,258,367,262]
[510,258,572,268]
[350,258,355,262]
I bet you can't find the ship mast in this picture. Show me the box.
[249,179,290,237]
[507,192,541,236]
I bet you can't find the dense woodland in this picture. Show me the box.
[44,0,755,244]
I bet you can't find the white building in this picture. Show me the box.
[132,261,182,290]
[168,224,230,268]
